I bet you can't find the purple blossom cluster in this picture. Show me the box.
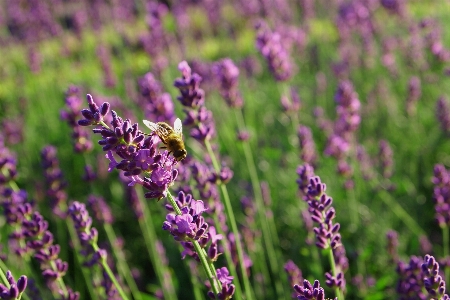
[163,191,235,299]
[324,80,361,186]
[432,164,450,227]
[0,135,17,185]
[284,260,303,298]
[436,96,450,134]
[378,140,394,179]
[41,145,68,218]
[137,72,175,124]
[0,271,27,300]
[297,165,348,293]
[396,254,449,299]
[386,230,399,263]
[68,201,107,267]
[1,188,78,299]
[163,191,221,260]
[255,20,293,82]
[60,86,93,153]
[174,61,215,143]
[212,58,243,108]
[78,94,179,200]
[293,279,337,300]
[139,1,170,74]
[96,44,116,88]
[87,194,114,225]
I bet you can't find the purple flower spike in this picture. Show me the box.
[298,168,348,293]
[41,145,68,219]
[206,267,235,300]
[68,201,108,267]
[87,195,114,224]
[60,86,93,153]
[137,72,175,124]
[173,61,217,144]
[174,61,205,108]
[432,164,450,227]
[293,279,336,300]
[0,271,27,300]
[284,260,303,298]
[213,58,243,108]
[422,254,449,298]
[436,96,450,134]
[255,20,293,82]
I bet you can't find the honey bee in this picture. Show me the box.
[143,118,187,161]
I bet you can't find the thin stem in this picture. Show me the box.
[0,264,10,288]
[103,223,142,300]
[66,220,97,300]
[135,187,178,300]
[327,248,344,300]
[204,140,254,300]
[375,188,424,236]
[188,260,207,300]
[234,109,285,298]
[210,214,243,299]
[443,225,449,284]
[166,191,221,297]
[345,185,359,233]
[92,243,129,300]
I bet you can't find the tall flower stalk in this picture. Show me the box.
[298,164,347,299]
[173,60,254,299]
[78,94,230,298]
[213,58,286,298]
[61,88,141,300]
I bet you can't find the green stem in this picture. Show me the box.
[234,109,285,298]
[135,187,178,300]
[93,243,129,300]
[375,188,424,236]
[204,140,254,300]
[443,225,449,284]
[67,220,97,300]
[166,191,221,296]
[0,263,9,287]
[345,184,359,233]
[103,223,142,300]
[327,248,344,300]
[210,214,243,299]
[189,263,207,300]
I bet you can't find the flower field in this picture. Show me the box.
[0,1,450,299]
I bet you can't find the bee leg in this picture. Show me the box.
[160,146,167,149]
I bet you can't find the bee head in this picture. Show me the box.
[173,149,187,161]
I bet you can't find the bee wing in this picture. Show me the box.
[173,118,183,136]
[143,120,159,132]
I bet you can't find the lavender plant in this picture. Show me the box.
[78,94,232,299]
[0,270,27,300]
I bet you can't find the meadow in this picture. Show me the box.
[1,0,450,299]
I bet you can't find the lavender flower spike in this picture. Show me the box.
[293,279,337,300]
[0,271,27,300]
[300,170,348,294]
[68,201,107,267]
[422,254,449,298]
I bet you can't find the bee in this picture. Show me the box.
[143,118,187,161]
